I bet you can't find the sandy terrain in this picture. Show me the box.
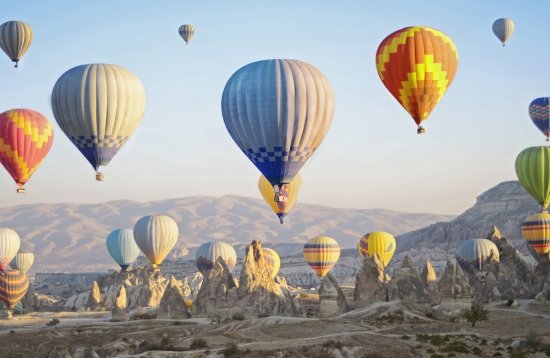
[0,301,549,357]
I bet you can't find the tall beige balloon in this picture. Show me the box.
[0,21,33,67]
[0,229,20,271]
[178,24,195,45]
[133,215,179,268]
[10,251,34,274]
[492,18,515,46]
[51,64,146,181]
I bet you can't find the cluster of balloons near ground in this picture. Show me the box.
[0,18,514,224]
[0,228,31,309]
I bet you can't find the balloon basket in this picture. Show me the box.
[417,126,425,134]
[96,172,104,181]
[16,188,25,194]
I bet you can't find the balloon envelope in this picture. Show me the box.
[521,213,550,261]
[357,232,396,268]
[528,98,550,140]
[258,173,302,223]
[303,236,340,278]
[222,59,335,186]
[51,63,146,176]
[376,26,458,133]
[0,270,28,309]
[9,251,34,274]
[195,241,237,274]
[0,229,20,271]
[106,229,141,271]
[0,109,54,190]
[178,24,195,44]
[456,239,499,271]
[492,18,515,45]
[133,215,178,267]
[263,248,281,278]
[0,21,32,67]
[515,146,550,211]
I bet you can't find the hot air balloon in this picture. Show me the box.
[195,241,237,274]
[515,146,550,211]
[520,213,550,260]
[51,64,146,181]
[303,236,340,278]
[106,229,141,271]
[0,21,32,68]
[263,248,281,278]
[0,270,29,309]
[528,98,550,141]
[0,109,54,193]
[178,24,195,45]
[376,26,459,134]
[0,229,20,271]
[258,173,302,224]
[133,215,178,268]
[492,18,515,46]
[222,59,335,204]
[357,232,396,268]
[9,251,34,274]
[456,239,499,271]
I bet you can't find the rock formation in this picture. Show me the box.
[193,256,238,315]
[237,240,300,316]
[319,273,349,317]
[354,253,389,306]
[85,281,102,311]
[23,293,62,311]
[420,259,440,305]
[157,275,191,319]
[438,258,471,298]
[111,285,128,321]
[388,256,432,304]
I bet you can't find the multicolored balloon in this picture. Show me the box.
[51,64,146,181]
[515,146,550,211]
[492,18,515,46]
[133,215,178,268]
[456,239,499,271]
[520,213,550,260]
[263,248,281,278]
[258,173,302,224]
[357,232,396,268]
[303,236,340,278]
[528,98,550,141]
[222,59,334,203]
[376,26,459,133]
[9,251,34,274]
[0,270,29,309]
[178,24,195,45]
[0,229,20,271]
[106,229,141,271]
[0,109,54,193]
[0,21,33,67]
[195,241,237,274]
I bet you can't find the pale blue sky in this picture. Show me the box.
[0,0,546,214]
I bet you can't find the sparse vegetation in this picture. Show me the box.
[463,304,489,327]
[190,338,208,349]
[46,318,60,326]
[257,311,270,318]
[231,311,246,320]
[442,341,469,354]
[401,335,410,340]
[322,340,343,350]
[375,309,404,324]
[221,342,239,357]
[472,346,482,355]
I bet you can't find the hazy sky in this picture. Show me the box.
[0,0,546,214]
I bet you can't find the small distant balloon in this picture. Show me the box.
[456,238,499,271]
[303,236,340,278]
[10,251,34,274]
[195,241,237,274]
[178,24,195,45]
[492,18,515,46]
[133,215,179,268]
[528,98,550,141]
[106,229,141,271]
[263,248,281,278]
[0,21,33,67]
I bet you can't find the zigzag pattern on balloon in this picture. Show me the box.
[0,109,53,185]
[376,26,458,124]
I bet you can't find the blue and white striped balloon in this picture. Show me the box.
[106,229,141,271]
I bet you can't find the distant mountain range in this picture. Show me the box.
[0,196,452,272]
[394,181,539,267]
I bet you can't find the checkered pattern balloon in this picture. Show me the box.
[529,98,550,140]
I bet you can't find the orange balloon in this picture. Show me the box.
[376,26,459,133]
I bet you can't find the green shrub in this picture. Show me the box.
[322,340,343,350]
[401,335,410,340]
[190,338,208,349]
[231,311,246,321]
[463,305,488,327]
[222,342,239,357]
[442,341,469,353]
[46,318,60,326]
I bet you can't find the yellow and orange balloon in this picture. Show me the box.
[303,236,340,278]
[521,213,550,260]
[376,26,458,133]
[357,231,396,268]
[0,109,53,192]
[258,174,302,224]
